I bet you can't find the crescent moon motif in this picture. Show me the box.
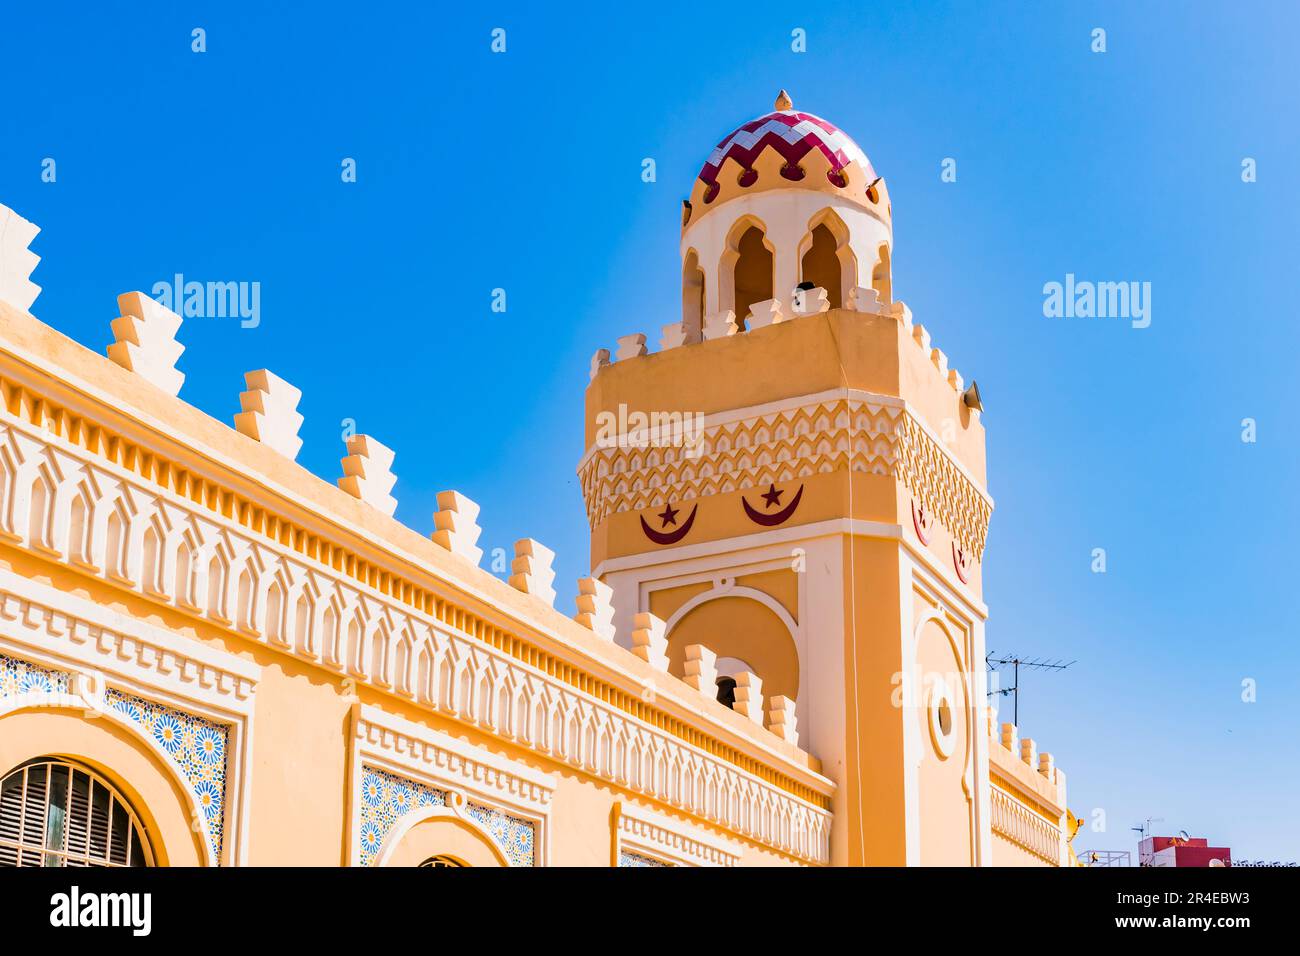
[952,541,970,584]
[741,484,804,527]
[640,504,698,545]
[911,499,932,545]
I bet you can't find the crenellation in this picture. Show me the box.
[659,321,688,350]
[732,671,764,724]
[702,310,739,339]
[573,576,615,639]
[889,299,913,331]
[508,538,557,607]
[746,298,784,329]
[766,695,798,744]
[615,333,649,361]
[791,285,829,316]
[1001,721,1018,753]
[629,611,668,670]
[682,643,718,695]
[848,285,883,314]
[0,204,41,312]
[1020,737,1037,768]
[590,348,610,380]
[233,369,302,459]
[337,434,398,516]
[108,292,186,397]
[430,490,483,566]
[912,322,931,352]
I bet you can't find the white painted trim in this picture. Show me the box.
[0,683,218,866]
[0,574,258,866]
[614,800,741,867]
[596,517,989,621]
[348,703,556,867]
[577,386,993,509]
[374,802,513,868]
[662,582,798,640]
[0,407,833,862]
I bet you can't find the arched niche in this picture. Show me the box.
[0,707,208,866]
[682,248,705,340]
[798,209,857,309]
[663,592,799,703]
[377,806,509,867]
[719,216,774,326]
[912,612,974,866]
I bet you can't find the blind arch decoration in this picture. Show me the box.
[0,759,152,867]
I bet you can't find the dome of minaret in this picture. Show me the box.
[682,90,889,230]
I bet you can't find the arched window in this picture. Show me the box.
[728,224,773,325]
[801,223,844,308]
[682,249,705,339]
[0,759,152,867]
[418,854,467,867]
[799,211,857,310]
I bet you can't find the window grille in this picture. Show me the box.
[0,759,151,867]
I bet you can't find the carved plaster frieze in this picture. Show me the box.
[579,394,992,559]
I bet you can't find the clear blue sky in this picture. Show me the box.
[3,1,1297,862]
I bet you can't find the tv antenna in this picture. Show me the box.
[985,653,1075,725]
[1131,817,1163,840]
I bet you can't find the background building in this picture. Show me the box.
[1140,835,1232,868]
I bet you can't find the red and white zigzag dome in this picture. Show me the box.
[682,90,890,230]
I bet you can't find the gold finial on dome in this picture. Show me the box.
[774,89,793,111]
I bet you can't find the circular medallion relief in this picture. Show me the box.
[926,675,957,759]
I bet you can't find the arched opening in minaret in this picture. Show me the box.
[799,210,856,310]
[682,249,705,340]
[722,219,774,327]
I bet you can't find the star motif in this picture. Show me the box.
[760,484,783,509]
[656,503,680,527]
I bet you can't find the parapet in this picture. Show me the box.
[989,713,1067,811]
[594,292,976,418]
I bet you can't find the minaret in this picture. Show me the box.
[580,92,995,865]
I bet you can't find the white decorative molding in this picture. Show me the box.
[614,800,741,867]
[990,785,1063,865]
[350,703,555,867]
[353,703,555,816]
[578,388,993,559]
[0,410,832,862]
[0,569,259,711]
[0,569,259,866]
